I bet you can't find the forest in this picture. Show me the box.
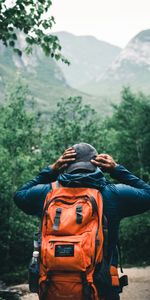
[0,81,150,284]
[0,0,150,288]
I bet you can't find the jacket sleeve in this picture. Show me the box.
[14,167,59,216]
[109,165,150,193]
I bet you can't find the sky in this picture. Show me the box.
[50,0,150,48]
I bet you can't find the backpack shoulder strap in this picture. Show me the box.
[102,215,109,261]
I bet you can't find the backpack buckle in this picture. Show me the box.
[53,208,62,231]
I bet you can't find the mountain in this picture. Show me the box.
[56,31,121,89]
[1,30,149,118]
[0,33,101,116]
[0,32,122,117]
[0,35,69,113]
[81,29,150,98]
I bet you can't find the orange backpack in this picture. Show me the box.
[39,183,120,300]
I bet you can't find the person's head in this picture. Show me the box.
[65,142,98,174]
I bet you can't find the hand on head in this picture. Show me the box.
[91,153,117,171]
[51,147,76,172]
[51,145,117,174]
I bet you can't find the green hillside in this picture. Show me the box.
[0,43,115,117]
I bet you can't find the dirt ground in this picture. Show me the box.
[119,267,150,300]
[13,267,150,300]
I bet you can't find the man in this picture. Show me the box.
[14,143,150,299]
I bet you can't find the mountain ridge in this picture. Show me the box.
[80,29,150,98]
[56,31,121,88]
[1,29,150,118]
[0,31,123,117]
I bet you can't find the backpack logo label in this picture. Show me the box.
[55,244,74,257]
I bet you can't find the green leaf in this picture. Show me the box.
[54,54,61,60]
[9,40,15,47]
[12,33,17,40]
[8,26,14,32]
[25,36,34,45]
[13,48,22,56]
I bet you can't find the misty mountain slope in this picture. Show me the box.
[56,31,121,89]
[81,29,150,97]
[0,40,68,109]
[0,35,105,116]
[2,29,150,117]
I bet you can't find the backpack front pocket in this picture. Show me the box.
[43,234,92,271]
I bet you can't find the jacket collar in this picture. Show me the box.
[58,168,106,190]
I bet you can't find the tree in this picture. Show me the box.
[0,81,42,283]
[41,96,102,165]
[102,87,150,265]
[105,87,150,179]
[0,0,68,63]
[120,212,150,265]
[0,89,103,283]
[1,83,150,283]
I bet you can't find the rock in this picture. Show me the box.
[0,281,21,300]
[0,289,20,300]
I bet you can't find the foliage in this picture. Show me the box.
[0,0,69,63]
[101,87,150,179]
[120,212,150,265]
[41,96,102,164]
[102,87,150,264]
[0,83,150,284]
[0,81,41,283]
[0,83,103,284]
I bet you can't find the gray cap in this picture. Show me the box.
[66,143,98,173]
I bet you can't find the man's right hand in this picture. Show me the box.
[51,147,76,172]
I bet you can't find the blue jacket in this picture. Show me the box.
[14,164,150,264]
